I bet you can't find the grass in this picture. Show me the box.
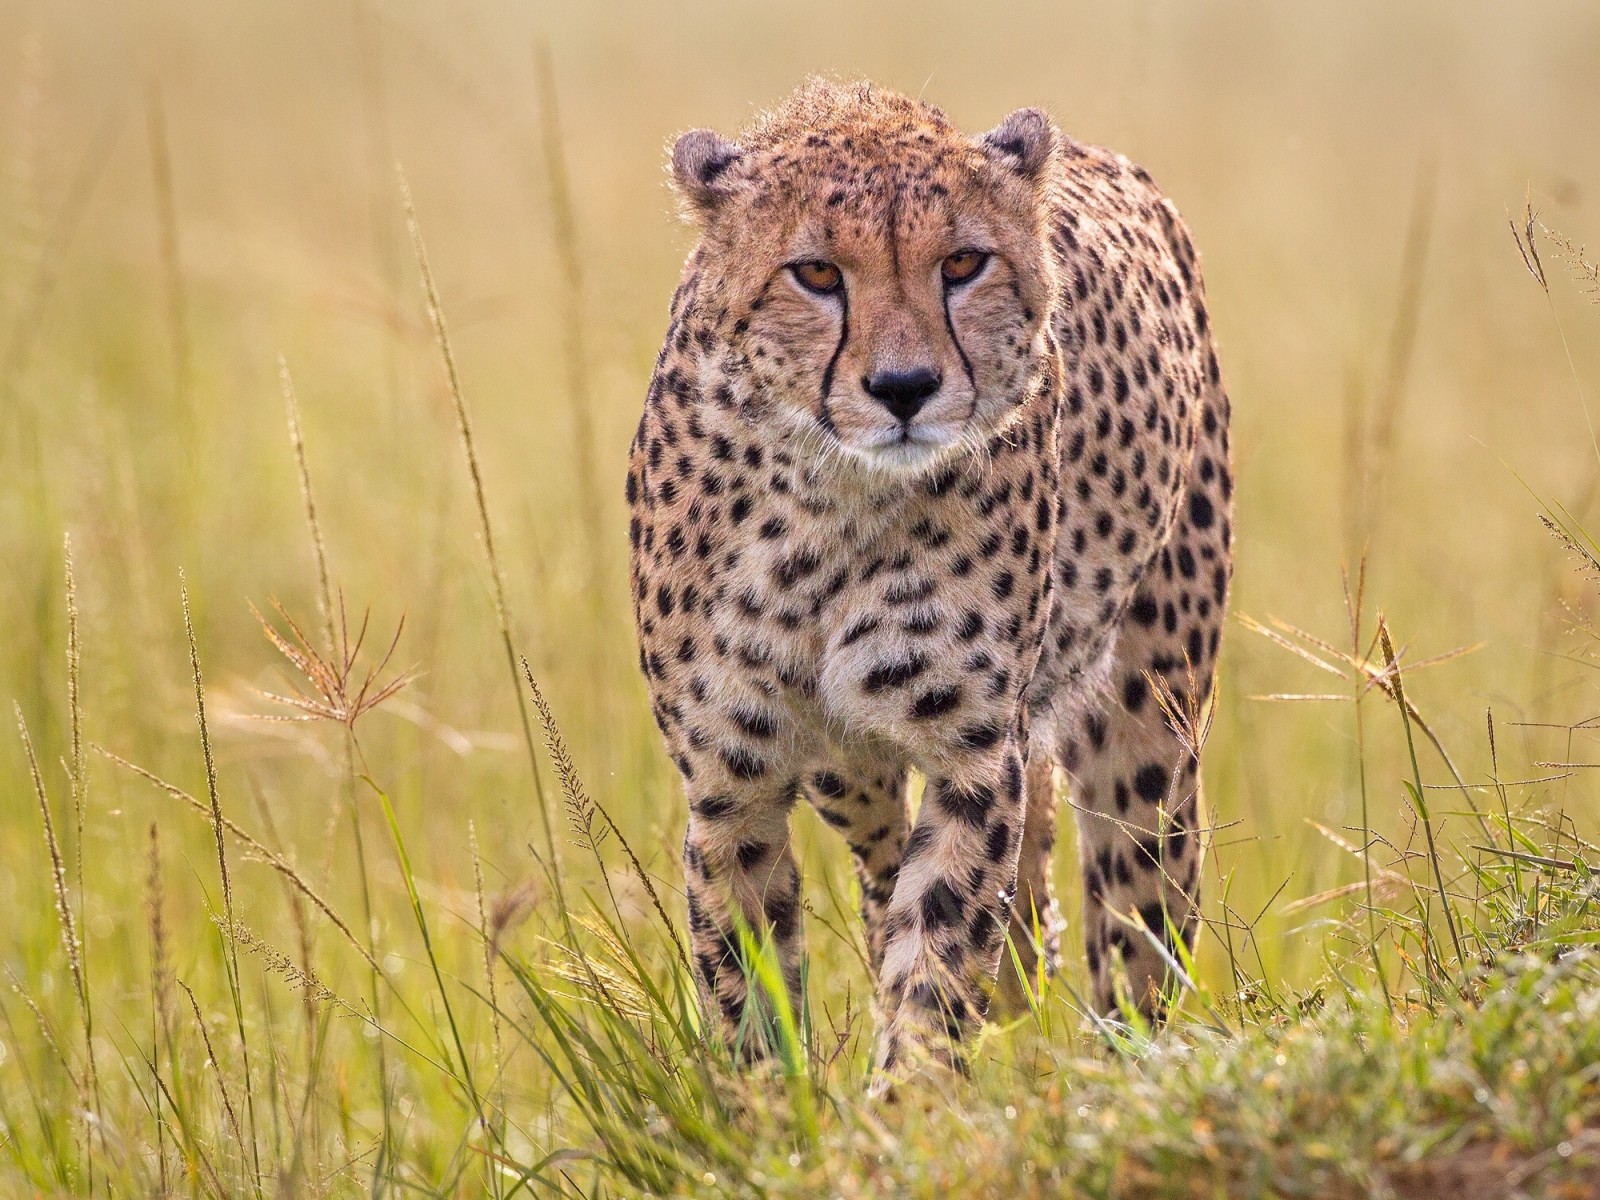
[3,2,1600,1196]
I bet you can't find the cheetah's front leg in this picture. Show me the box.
[872,736,1027,1077]
[682,783,804,1061]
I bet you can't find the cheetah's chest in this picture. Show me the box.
[707,460,1056,753]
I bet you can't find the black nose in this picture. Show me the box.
[863,367,943,422]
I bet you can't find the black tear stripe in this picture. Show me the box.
[942,290,978,393]
[819,289,851,428]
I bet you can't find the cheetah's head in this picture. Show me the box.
[670,81,1060,475]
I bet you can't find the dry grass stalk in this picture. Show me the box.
[180,573,264,1193]
[3,961,74,1082]
[487,880,539,960]
[1539,513,1600,584]
[279,357,336,652]
[96,746,381,973]
[217,919,336,1006]
[64,534,85,901]
[1377,617,1467,973]
[534,43,605,608]
[1510,200,1548,292]
[60,535,104,1146]
[145,821,170,1195]
[145,820,172,1034]
[541,918,654,1023]
[247,778,321,1047]
[1540,223,1600,302]
[522,656,690,977]
[1239,610,1483,810]
[470,820,507,1130]
[1281,821,1414,915]
[182,576,233,916]
[272,358,391,1143]
[398,168,563,900]
[14,703,98,1122]
[178,979,247,1154]
[1145,655,1217,767]
[251,596,412,735]
[470,823,502,1035]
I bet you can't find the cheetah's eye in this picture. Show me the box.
[941,250,989,285]
[790,260,844,294]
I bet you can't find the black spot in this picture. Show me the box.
[984,821,1013,862]
[773,547,822,589]
[1133,762,1167,804]
[812,771,847,799]
[722,748,767,780]
[910,686,962,720]
[818,806,852,830]
[934,780,994,827]
[693,794,735,820]
[732,707,778,739]
[841,615,882,646]
[735,841,768,870]
[766,892,800,940]
[1138,902,1169,941]
[885,577,936,605]
[957,723,1002,751]
[921,879,964,929]
[865,655,929,692]
[1004,755,1023,801]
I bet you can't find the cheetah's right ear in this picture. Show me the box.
[670,129,744,219]
[978,108,1057,182]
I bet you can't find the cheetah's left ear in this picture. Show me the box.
[670,128,745,220]
[978,108,1057,181]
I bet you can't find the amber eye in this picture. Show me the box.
[790,260,844,294]
[941,249,989,285]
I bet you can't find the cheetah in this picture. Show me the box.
[627,79,1233,1078]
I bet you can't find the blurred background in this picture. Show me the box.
[3,0,1599,1032]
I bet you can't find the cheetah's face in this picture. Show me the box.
[672,103,1062,475]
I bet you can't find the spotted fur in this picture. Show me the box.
[627,79,1234,1078]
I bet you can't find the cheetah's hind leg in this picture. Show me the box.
[800,761,910,980]
[1066,471,1230,1019]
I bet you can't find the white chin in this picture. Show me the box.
[849,430,959,472]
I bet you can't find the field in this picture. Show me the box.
[3,0,1600,1195]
